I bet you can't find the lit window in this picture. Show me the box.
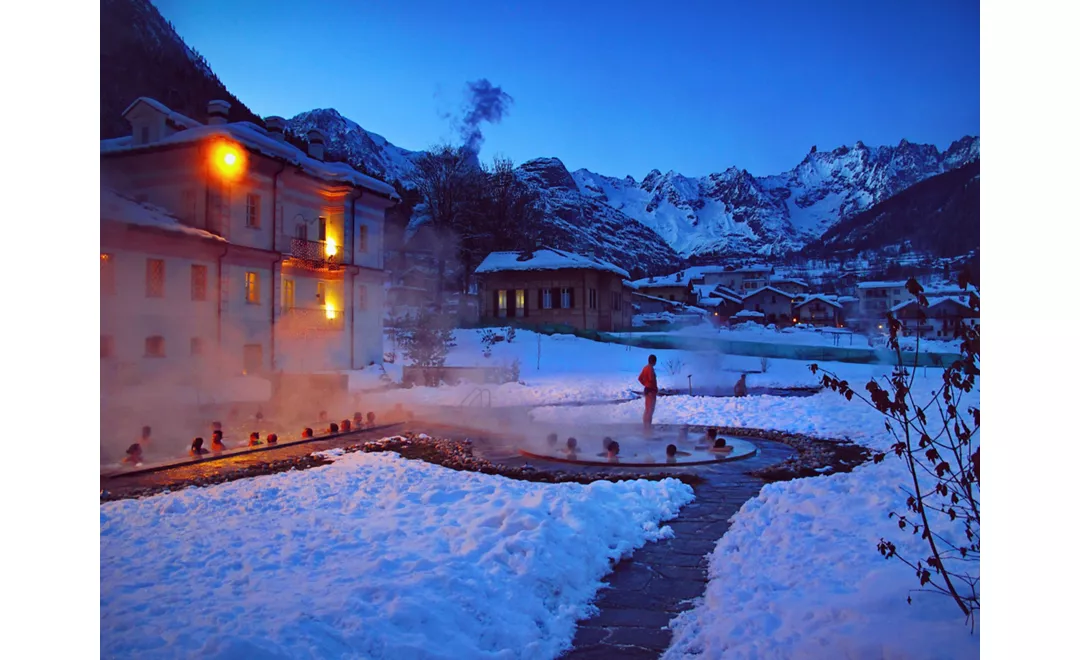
[145,336,165,358]
[191,265,208,301]
[542,288,552,309]
[283,279,295,310]
[246,194,261,228]
[245,272,260,304]
[497,289,507,311]
[146,259,164,298]
[516,289,526,316]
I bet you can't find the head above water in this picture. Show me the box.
[566,437,578,450]
[602,436,615,450]
[648,354,657,365]
[714,437,728,449]
[607,441,620,456]
[191,437,204,451]
[249,432,259,440]
[212,430,223,441]
[666,444,678,457]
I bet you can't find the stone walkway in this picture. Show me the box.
[561,438,795,659]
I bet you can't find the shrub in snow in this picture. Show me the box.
[810,276,980,626]
[759,356,771,373]
[480,328,498,358]
[395,310,458,384]
[665,357,685,376]
[505,326,517,343]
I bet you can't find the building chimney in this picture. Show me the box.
[265,116,287,142]
[307,129,326,161]
[207,100,231,125]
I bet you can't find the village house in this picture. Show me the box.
[474,249,633,332]
[855,280,915,326]
[695,285,744,325]
[740,285,797,325]
[891,296,980,339]
[768,277,810,296]
[100,97,398,393]
[631,271,698,305]
[793,295,844,327]
[712,264,774,293]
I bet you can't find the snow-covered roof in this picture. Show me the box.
[101,186,225,242]
[836,295,859,303]
[121,97,201,130]
[633,272,692,288]
[475,248,629,278]
[733,310,765,318]
[731,264,773,274]
[891,296,977,314]
[794,295,842,309]
[622,279,638,290]
[103,98,399,200]
[770,277,808,288]
[857,280,909,290]
[742,285,797,300]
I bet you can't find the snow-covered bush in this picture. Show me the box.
[395,310,457,379]
[665,358,685,376]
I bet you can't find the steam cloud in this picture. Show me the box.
[458,79,513,155]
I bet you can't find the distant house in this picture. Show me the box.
[714,264,774,293]
[769,277,809,296]
[631,271,697,305]
[475,248,632,332]
[891,296,979,339]
[793,295,844,327]
[741,285,797,325]
[696,287,743,325]
[856,281,915,324]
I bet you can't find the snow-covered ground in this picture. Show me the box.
[100,449,694,659]
[527,376,980,659]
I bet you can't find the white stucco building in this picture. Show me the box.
[100,97,399,398]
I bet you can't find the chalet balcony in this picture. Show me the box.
[284,237,344,271]
[279,306,346,332]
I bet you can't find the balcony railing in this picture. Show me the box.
[286,237,343,270]
[279,306,346,332]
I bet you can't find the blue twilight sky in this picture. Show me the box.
[150,0,979,179]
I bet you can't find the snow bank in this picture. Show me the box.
[663,455,978,659]
[101,451,694,659]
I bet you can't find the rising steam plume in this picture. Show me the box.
[457,79,513,155]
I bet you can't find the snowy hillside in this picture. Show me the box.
[515,158,684,276]
[287,108,422,185]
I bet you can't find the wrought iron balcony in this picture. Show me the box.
[279,306,346,332]
[286,237,343,270]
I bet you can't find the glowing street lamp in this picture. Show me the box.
[325,301,337,320]
[325,237,337,258]
[209,139,246,181]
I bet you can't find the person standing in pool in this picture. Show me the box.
[638,354,659,434]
